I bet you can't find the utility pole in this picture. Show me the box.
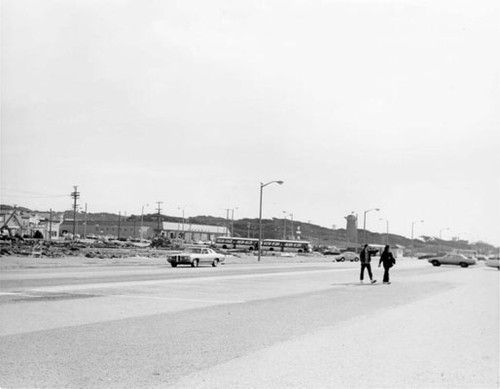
[49,209,53,241]
[117,211,121,239]
[141,204,149,241]
[83,203,88,238]
[156,202,163,235]
[70,186,80,238]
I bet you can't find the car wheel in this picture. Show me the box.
[170,263,177,268]
[431,260,441,267]
[212,259,219,267]
[354,257,359,262]
[459,262,469,268]
[340,257,345,262]
[191,259,199,268]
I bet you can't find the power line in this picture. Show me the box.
[1,189,68,199]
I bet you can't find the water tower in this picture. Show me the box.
[345,212,358,247]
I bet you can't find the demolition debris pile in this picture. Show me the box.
[0,238,171,259]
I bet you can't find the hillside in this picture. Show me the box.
[1,204,497,254]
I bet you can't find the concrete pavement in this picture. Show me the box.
[171,266,499,388]
[0,258,497,388]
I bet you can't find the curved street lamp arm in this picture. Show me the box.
[261,180,284,188]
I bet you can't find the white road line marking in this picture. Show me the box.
[26,268,355,293]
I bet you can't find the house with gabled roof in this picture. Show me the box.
[1,210,62,239]
[0,211,24,237]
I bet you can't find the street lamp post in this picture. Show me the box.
[282,211,287,239]
[411,220,424,254]
[363,208,380,244]
[258,180,284,262]
[178,207,185,239]
[140,204,149,241]
[231,207,238,237]
[379,218,389,245]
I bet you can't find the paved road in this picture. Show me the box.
[0,259,498,388]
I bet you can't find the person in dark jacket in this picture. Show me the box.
[360,244,376,284]
[378,245,396,284]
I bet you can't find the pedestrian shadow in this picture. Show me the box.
[330,282,383,287]
[330,282,360,287]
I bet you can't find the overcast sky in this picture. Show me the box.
[1,0,499,245]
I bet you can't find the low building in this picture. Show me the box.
[58,219,229,242]
[391,244,405,258]
[59,220,155,240]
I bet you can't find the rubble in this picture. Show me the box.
[0,238,171,259]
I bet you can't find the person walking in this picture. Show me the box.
[378,245,396,284]
[360,244,376,284]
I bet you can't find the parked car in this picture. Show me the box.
[417,253,439,260]
[167,247,225,268]
[475,255,488,261]
[323,246,341,256]
[428,253,477,268]
[335,251,359,262]
[485,256,499,270]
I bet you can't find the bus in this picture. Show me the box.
[214,237,313,254]
[261,239,312,253]
[214,237,258,251]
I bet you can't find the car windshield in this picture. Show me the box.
[184,248,202,253]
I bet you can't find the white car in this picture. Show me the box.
[167,247,225,268]
[335,251,359,262]
[485,256,499,270]
[428,253,477,268]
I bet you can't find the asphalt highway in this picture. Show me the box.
[0,258,498,388]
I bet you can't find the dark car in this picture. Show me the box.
[418,253,439,260]
[334,251,359,262]
[323,246,341,256]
